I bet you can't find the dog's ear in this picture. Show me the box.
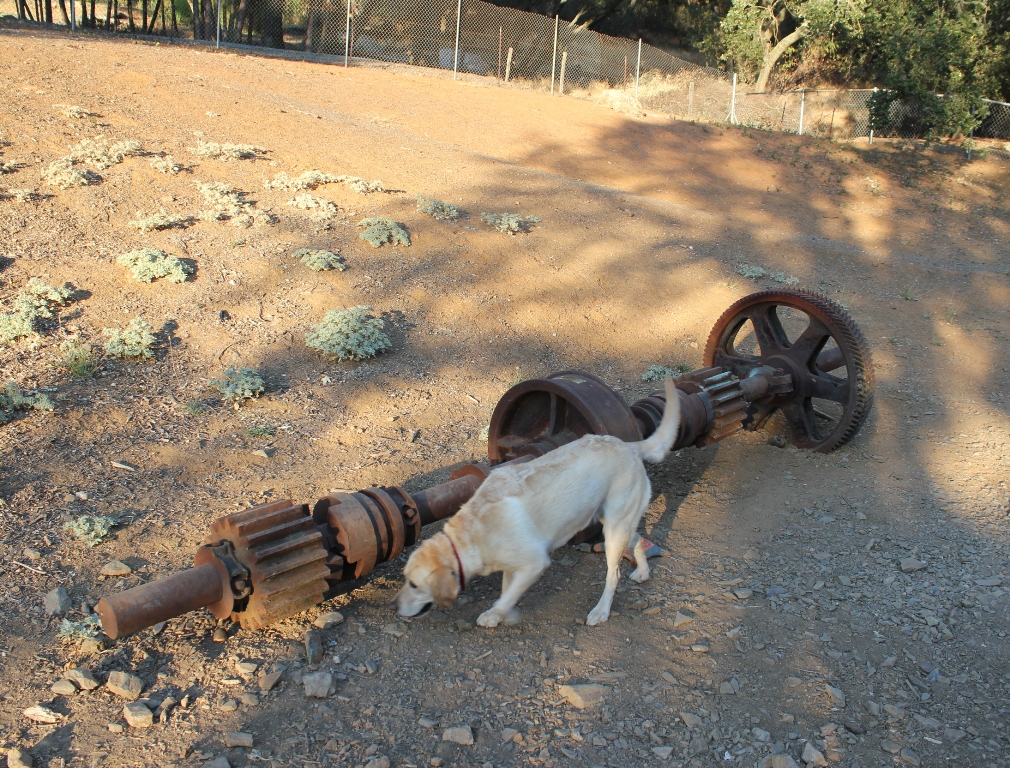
[429,564,460,608]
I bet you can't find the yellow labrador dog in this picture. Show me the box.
[394,375,680,627]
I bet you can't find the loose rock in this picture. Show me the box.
[801,742,827,766]
[239,693,260,707]
[673,610,695,627]
[66,668,99,690]
[205,758,231,768]
[23,706,61,724]
[759,756,799,768]
[43,587,72,615]
[123,702,153,728]
[441,725,474,745]
[51,679,77,696]
[313,611,344,629]
[258,667,285,691]
[558,683,609,709]
[899,557,927,573]
[652,746,674,759]
[100,560,132,577]
[880,739,901,754]
[899,747,921,766]
[224,732,254,748]
[418,717,439,729]
[680,712,703,728]
[7,748,33,768]
[304,630,323,664]
[825,684,846,708]
[364,758,390,768]
[302,671,333,698]
[107,671,144,700]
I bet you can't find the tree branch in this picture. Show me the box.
[755,25,805,91]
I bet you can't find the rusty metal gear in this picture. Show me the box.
[703,288,874,452]
[202,500,331,631]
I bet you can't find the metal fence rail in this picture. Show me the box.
[4,0,1010,154]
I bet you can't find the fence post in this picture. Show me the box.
[634,38,641,99]
[497,26,502,80]
[453,0,462,80]
[688,81,694,117]
[70,0,76,30]
[505,46,513,82]
[344,0,351,67]
[215,0,221,48]
[798,90,805,135]
[551,15,558,94]
[623,55,628,89]
[869,87,876,144]
[727,73,738,124]
[559,50,567,95]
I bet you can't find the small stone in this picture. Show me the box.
[304,630,323,664]
[66,668,99,690]
[7,749,32,768]
[430,759,444,767]
[558,684,609,709]
[883,704,906,719]
[107,671,144,700]
[239,693,260,707]
[302,671,333,698]
[943,728,966,742]
[899,557,927,573]
[442,725,474,745]
[680,712,703,728]
[43,586,72,615]
[759,756,799,768]
[123,702,154,728]
[224,732,254,748]
[752,727,771,742]
[217,699,238,712]
[258,668,284,691]
[455,618,473,632]
[23,547,42,561]
[418,717,439,728]
[251,449,272,459]
[651,746,674,759]
[235,661,259,678]
[313,611,344,629]
[382,622,407,638]
[79,637,106,654]
[719,679,740,695]
[100,560,132,577]
[205,757,231,768]
[501,727,518,742]
[63,493,76,503]
[802,742,827,766]
[690,641,710,653]
[155,697,177,721]
[880,739,901,754]
[673,610,695,627]
[213,627,228,642]
[51,679,78,696]
[365,659,378,674]
[899,747,921,766]
[785,676,802,688]
[364,758,390,768]
[733,588,754,599]
[825,684,846,708]
[975,576,1003,587]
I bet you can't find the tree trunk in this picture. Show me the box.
[754,26,804,92]
[57,0,70,24]
[233,0,247,43]
[261,0,285,48]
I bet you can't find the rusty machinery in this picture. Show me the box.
[96,289,874,639]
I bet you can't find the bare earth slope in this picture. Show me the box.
[1,26,1009,768]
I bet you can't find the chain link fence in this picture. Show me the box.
[4,0,1010,159]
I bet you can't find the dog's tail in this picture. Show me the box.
[635,374,681,464]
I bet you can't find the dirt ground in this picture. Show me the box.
[2,22,1010,768]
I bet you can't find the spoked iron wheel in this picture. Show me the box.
[703,289,874,452]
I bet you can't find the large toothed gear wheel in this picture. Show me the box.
[201,500,331,631]
[703,289,874,452]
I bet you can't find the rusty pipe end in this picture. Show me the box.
[96,562,225,639]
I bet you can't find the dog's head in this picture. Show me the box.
[394,534,461,617]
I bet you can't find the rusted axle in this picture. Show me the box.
[97,289,873,638]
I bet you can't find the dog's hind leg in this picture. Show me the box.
[478,561,547,628]
[587,523,630,626]
[628,531,650,583]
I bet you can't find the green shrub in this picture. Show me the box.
[0,278,74,343]
[58,614,102,639]
[642,364,692,382]
[293,248,346,271]
[42,158,98,189]
[63,514,117,546]
[68,138,142,169]
[128,210,188,233]
[149,155,182,174]
[0,381,55,423]
[416,195,460,221]
[305,306,392,361]
[197,182,274,227]
[357,218,410,248]
[189,141,265,161]
[209,367,265,405]
[336,175,383,194]
[58,340,102,378]
[118,248,193,283]
[103,318,157,360]
[481,212,541,234]
[264,170,339,190]
[288,193,339,222]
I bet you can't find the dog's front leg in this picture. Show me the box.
[477,565,544,628]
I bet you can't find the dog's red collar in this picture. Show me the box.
[445,533,466,593]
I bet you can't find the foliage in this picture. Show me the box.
[481,212,542,234]
[357,218,410,248]
[58,614,102,639]
[335,175,384,194]
[0,278,74,343]
[245,426,274,437]
[58,340,102,378]
[642,364,692,381]
[293,248,347,271]
[197,182,274,227]
[305,306,392,361]
[189,141,265,161]
[264,170,339,190]
[118,248,193,283]
[0,381,55,423]
[209,367,265,404]
[129,210,188,233]
[150,155,183,174]
[103,318,157,360]
[63,515,118,547]
[42,158,98,189]
[68,138,143,169]
[56,105,93,119]
[288,193,339,222]
[736,262,799,284]
[416,195,461,221]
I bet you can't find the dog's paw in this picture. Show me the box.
[477,609,502,628]
[503,608,521,625]
[629,566,650,583]
[586,606,610,626]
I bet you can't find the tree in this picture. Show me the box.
[717,0,864,90]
